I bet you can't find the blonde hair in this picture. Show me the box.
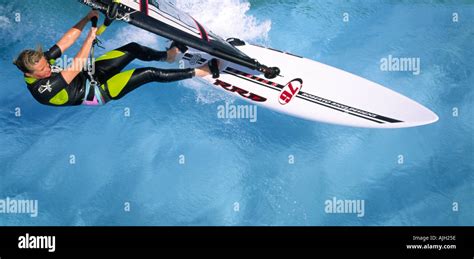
[13,45,44,73]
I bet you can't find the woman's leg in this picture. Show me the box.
[94,42,172,83]
[93,42,216,101]
[102,67,196,100]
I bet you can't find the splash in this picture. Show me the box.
[181,78,237,105]
[0,16,11,29]
[174,0,272,104]
[175,0,271,43]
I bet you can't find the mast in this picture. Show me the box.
[79,0,280,78]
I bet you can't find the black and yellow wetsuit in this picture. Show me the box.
[25,42,195,106]
[25,45,87,106]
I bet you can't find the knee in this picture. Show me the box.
[121,42,141,51]
[127,42,140,48]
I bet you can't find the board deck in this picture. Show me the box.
[180,43,439,128]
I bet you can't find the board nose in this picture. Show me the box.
[402,105,439,128]
[425,109,439,124]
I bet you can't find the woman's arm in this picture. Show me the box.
[61,27,97,84]
[55,11,99,53]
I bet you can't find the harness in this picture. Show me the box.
[83,37,109,106]
[82,15,114,106]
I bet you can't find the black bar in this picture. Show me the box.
[0,227,471,256]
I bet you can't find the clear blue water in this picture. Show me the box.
[0,0,472,226]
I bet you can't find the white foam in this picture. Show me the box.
[175,0,271,43]
[174,0,272,104]
[0,16,11,29]
[180,78,237,104]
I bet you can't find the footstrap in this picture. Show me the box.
[170,41,188,53]
[208,59,220,79]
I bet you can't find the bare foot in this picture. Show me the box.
[166,47,180,63]
[195,59,223,77]
[195,64,211,77]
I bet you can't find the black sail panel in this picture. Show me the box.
[88,0,261,70]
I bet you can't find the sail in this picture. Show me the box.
[80,0,263,71]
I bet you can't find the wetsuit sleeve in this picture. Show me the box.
[44,45,62,65]
[32,73,71,106]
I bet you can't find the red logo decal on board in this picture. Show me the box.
[279,79,303,105]
[214,80,267,102]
